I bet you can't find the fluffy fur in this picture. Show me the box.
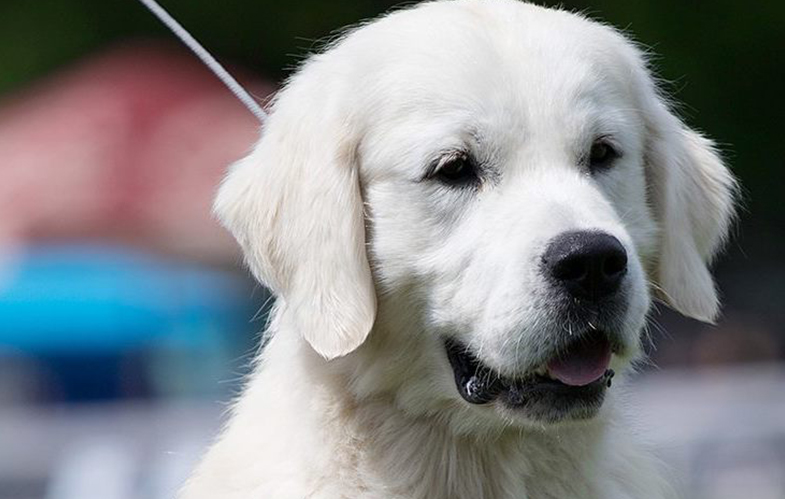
[180,1,736,497]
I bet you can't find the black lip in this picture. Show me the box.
[444,336,615,422]
[444,339,503,404]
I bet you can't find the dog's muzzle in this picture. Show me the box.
[443,230,633,422]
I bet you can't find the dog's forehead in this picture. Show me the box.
[348,1,641,175]
[346,1,639,147]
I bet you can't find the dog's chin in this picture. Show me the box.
[444,332,618,424]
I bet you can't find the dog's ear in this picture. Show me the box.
[642,87,737,323]
[213,63,376,359]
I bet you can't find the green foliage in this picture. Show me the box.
[1,0,782,227]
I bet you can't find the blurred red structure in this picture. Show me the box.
[0,42,273,260]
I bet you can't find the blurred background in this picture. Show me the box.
[0,1,782,498]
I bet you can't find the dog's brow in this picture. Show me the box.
[136,0,268,124]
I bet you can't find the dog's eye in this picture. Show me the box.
[588,139,620,173]
[430,152,479,186]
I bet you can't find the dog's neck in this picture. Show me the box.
[237,329,629,499]
[344,396,612,499]
[198,328,673,499]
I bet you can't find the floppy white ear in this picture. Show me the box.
[213,62,376,359]
[644,95,737,323]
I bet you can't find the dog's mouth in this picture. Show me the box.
[444,332,616,422]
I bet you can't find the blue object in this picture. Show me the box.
[0,243,266,401]
[0,244,257,354]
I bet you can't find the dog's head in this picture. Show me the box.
[215,0,736,427]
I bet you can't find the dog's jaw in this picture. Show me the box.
[443,332,617,423]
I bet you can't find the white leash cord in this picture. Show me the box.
[136,0,268,124]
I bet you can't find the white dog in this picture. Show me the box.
[180,0,736,497]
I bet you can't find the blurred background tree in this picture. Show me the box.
[0,0,783,359]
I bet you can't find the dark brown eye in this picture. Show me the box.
[588,139,619,173]
[432,153,479,186]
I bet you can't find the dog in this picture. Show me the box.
[179,0,736,497]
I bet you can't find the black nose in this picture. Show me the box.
[542,231,628,300]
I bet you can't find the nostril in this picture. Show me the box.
[602,251,627,278]
[553,256,589,282]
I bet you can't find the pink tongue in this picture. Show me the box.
[547,337,612,387]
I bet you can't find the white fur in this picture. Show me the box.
[180,1,736,497]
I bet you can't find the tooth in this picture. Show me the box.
[606,369,615,388]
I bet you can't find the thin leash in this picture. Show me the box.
[136,0,269,124]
